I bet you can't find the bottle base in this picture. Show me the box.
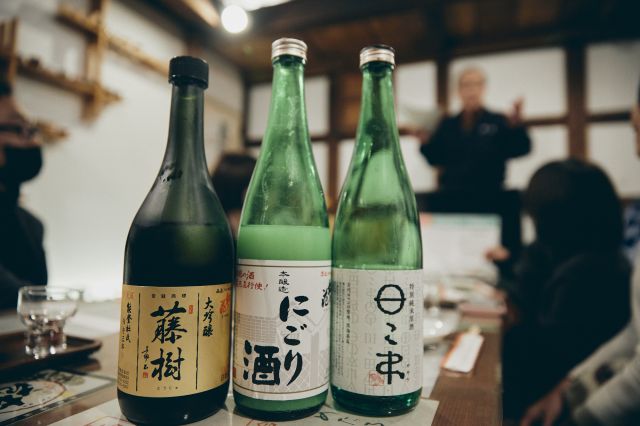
[233,389,326,421]
[331,385,422,417]
[118,381,228,425]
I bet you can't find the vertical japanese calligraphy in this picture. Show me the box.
[331,269,423,397]
[233,259,331,401]
[117,283,231,397]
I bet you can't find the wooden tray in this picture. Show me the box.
[0,332,102,377]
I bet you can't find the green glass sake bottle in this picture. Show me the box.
[117,56,234,425]
[232,38,330,420]
[331,45,423,416]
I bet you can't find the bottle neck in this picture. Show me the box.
[263,55,309,147]
[357,62,399,151]
[162,83,208,180]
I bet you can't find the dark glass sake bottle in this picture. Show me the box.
[232,38,330,420]
[117,56,234,425]
[331,46,423,416]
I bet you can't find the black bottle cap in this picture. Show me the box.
[169,56,209,88]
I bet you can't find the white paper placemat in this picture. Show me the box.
[51,394,438,426]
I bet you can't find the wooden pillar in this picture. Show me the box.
[240,72,251,151]
[436,55,449,113]
[326,72,340,211]
[0,19,19,84]
[83,0,109,120]
[566,42,587,159]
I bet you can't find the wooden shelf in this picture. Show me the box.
[34,119,68,143]
[56,4,100,34]
[108,33,168,75]
[57,4,168,76]
[15,55,120,103]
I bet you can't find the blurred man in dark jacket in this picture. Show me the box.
[420,67,531,192]
[0,82,46,309]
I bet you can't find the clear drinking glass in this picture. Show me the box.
[17,286,81,359]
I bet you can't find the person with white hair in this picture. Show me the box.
[420,67,531,192]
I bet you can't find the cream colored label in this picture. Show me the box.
[331,269,423,396]
[117,284,231,397]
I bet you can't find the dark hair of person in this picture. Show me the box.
[524,158,623,256]
[211,153,257,213]
[0,81,13,97]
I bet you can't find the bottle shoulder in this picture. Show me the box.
[134,177,229,226]
[241,149,329,228]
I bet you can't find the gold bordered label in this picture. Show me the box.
[117,283,231,397]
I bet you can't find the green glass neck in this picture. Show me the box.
[356,61,400,153]
[239,54,328,229]
[136,81,223,225]
[262,55,310,149]
[162,83,209,182]
[332,61,422,270]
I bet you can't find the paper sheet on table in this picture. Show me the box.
[421,213,500,282]
[51,394,439,426]
[0,370,114,425]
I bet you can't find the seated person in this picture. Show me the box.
[211,152,256,236]
[0,82,46,309]
[521,94,640,426]
[500,159,631,419]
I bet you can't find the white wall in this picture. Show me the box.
[587,41,640,114]
[585,41,640,197]
[450,48,567,118]
[506,126,569,189]
[588,123,640,197]
[0,0,243,300]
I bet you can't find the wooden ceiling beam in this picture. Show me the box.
[158,0,220,28]
[244,25,640,84]
[239,0,428,38]
[138,0,640,84]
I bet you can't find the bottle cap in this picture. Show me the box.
[271,38,307,64]
[169,56,209,88]
[359,45,395,68]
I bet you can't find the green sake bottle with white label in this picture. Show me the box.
[232,38,330,421]
[331,45,424,416]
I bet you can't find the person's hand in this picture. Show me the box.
[508,97,524,127]
[502,296,521,331]
[521,378,571,426]
[485,245,511,262]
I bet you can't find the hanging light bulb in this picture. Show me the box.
[221,4,249,33]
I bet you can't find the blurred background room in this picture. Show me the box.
[0,0,640,424]
[0,0,638,301]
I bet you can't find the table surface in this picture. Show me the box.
[3,303,502,426]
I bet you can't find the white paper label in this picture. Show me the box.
[233,259,331,400]
[331,268,423,396]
